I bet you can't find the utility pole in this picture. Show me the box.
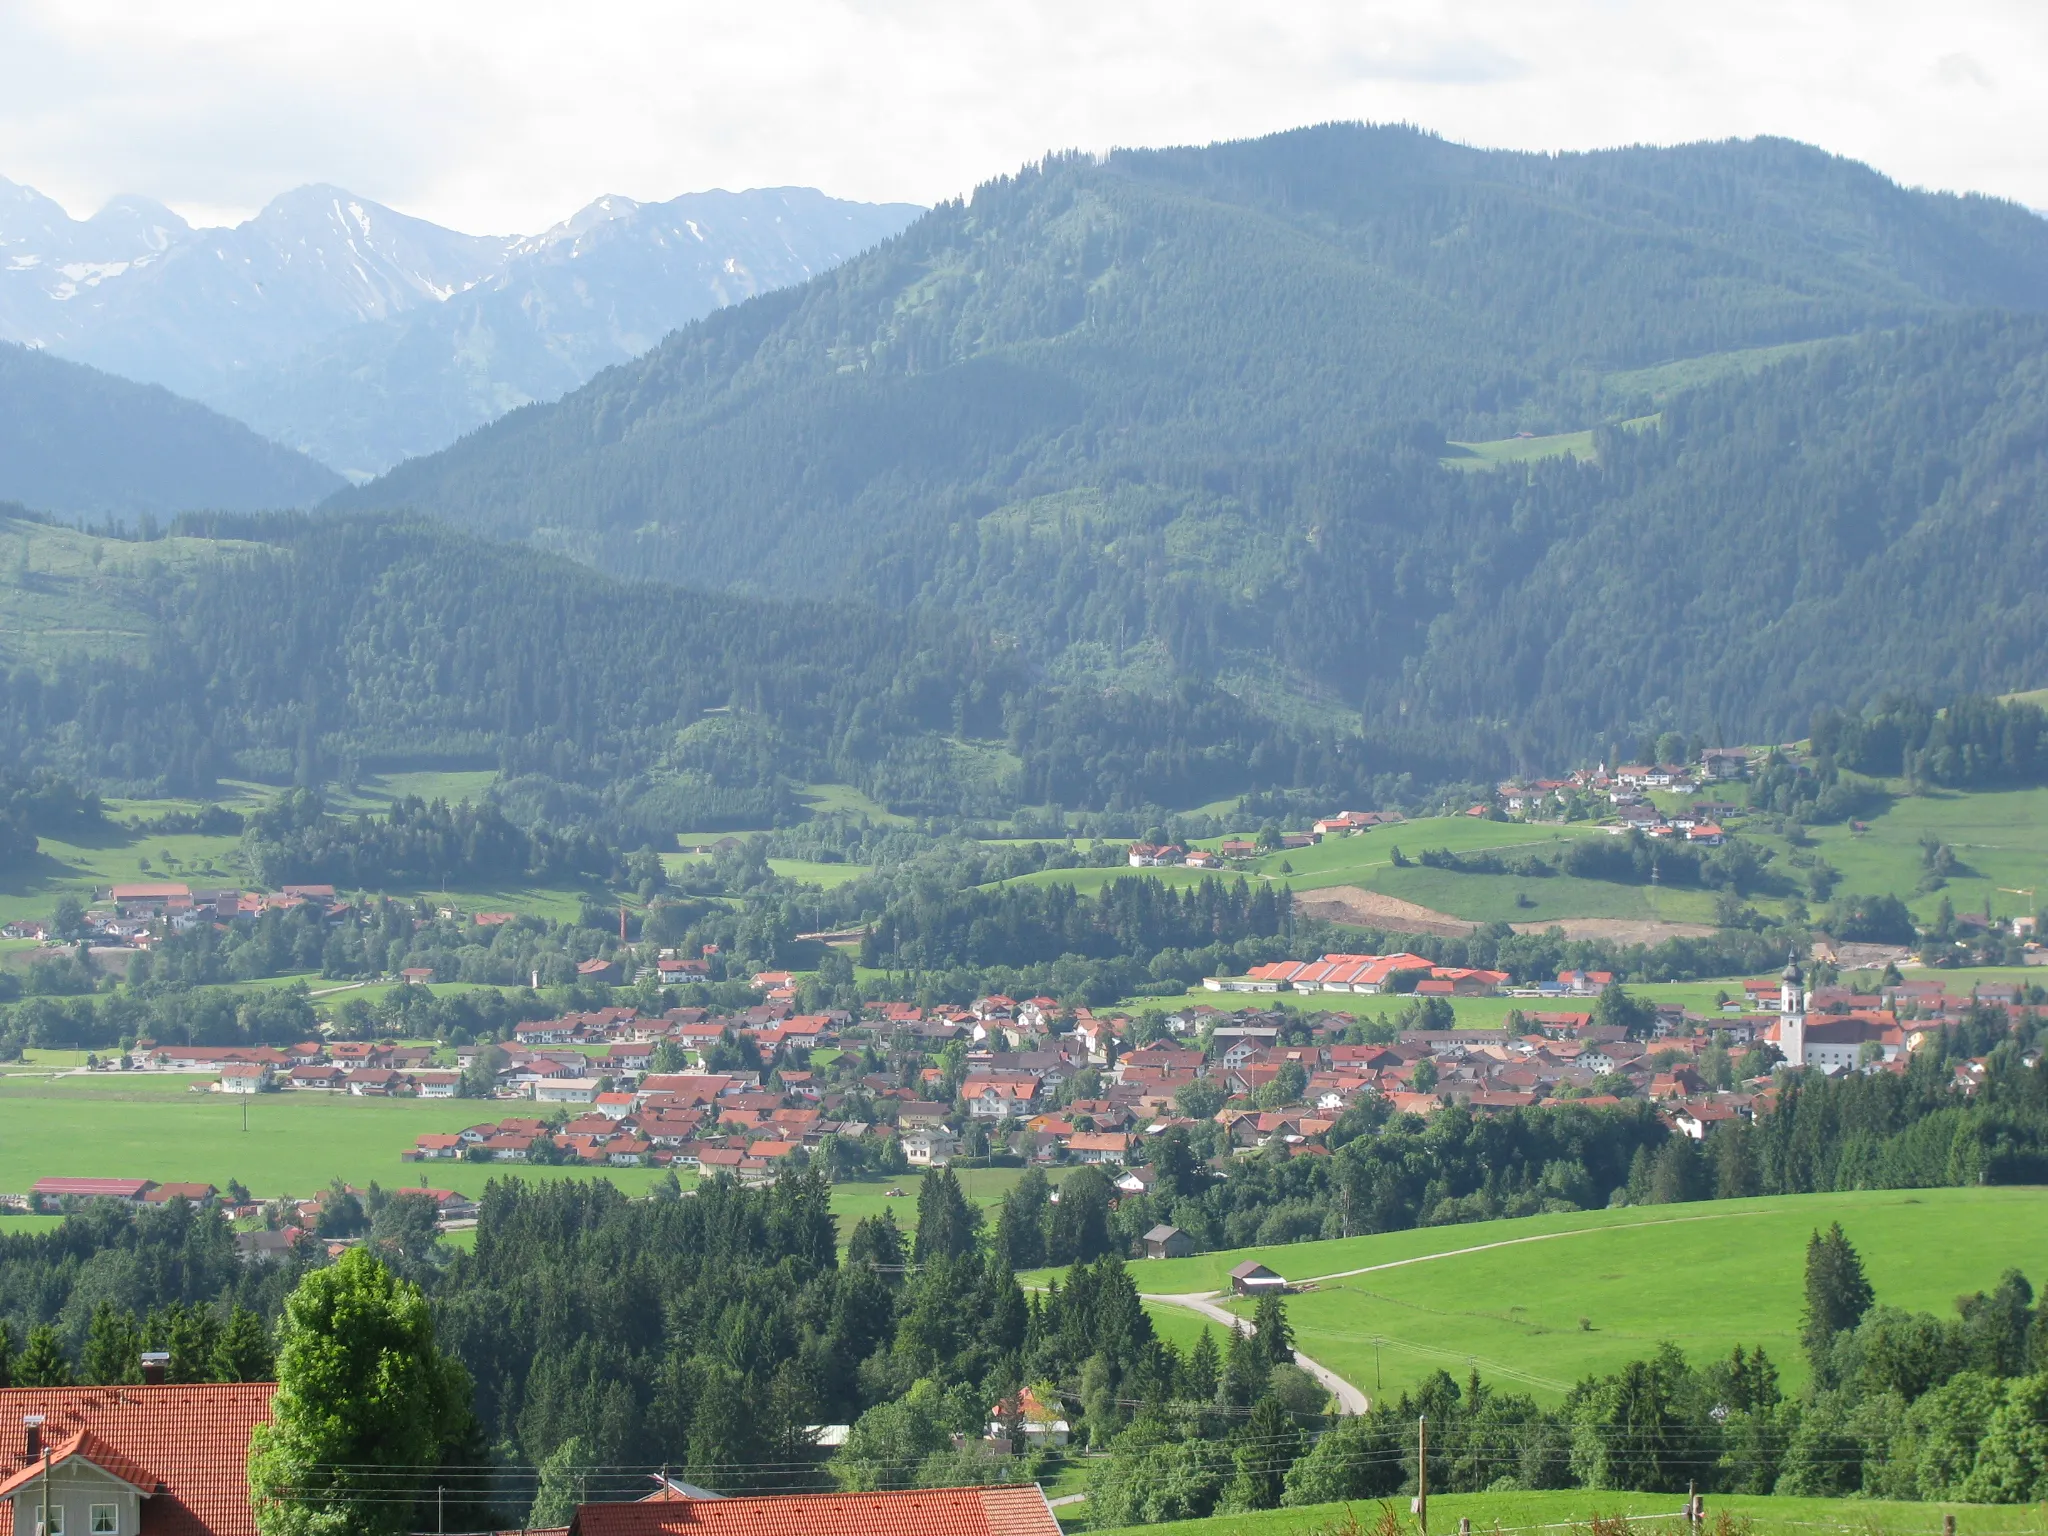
[1415,1415,1428,1536]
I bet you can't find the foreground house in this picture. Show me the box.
[0,1382,274,1536]
[566,1486,1059,1536]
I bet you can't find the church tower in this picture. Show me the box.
[1779,953,1807,1068]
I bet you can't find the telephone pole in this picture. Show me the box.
[1416,1415,1428,1536]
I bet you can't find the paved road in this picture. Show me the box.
[1143,1290,1372,1414]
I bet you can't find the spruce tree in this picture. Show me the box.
[1801,1222,1875,1372]
[15,1325,71,1387]
[82,1302,142,1385]
[1222,1321,1267,1406]
[211,1304,275,1383]
[910,1167,979,1264]
[1225,1394,1303,1510]
[1252,1292,1295,1364]
[1185,1327,1221,1402]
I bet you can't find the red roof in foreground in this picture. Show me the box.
[568,1487,1058,1536]
[0,1383,274,1536]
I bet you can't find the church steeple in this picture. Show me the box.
[1779,951,1807,1067]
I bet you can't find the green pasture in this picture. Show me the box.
[1116,1188,2048,1406]
[0,516,267,667]
[1749,786,2048,925]
[329,770,501,811]
[828,1166,1070,1244]
[1597,338,1842,407]
[800,782,913,825]
[0,1214,67,1235]
[1087,1489,2041,1536]
[1442,429,1596,470]
[0,1075,673,1200]
[0,800,601,925]
[668,852,873,890]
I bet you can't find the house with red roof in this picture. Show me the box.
[566,1486,1059,1536]
[0,1381,275,1536]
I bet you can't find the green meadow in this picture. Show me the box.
[1441,428,1597,470]
[1111,1188,2048,1406]
[1742,785,2048,926]
[1086,1489,2043,1536]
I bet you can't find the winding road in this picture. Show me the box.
[1142,1290,1372,1414]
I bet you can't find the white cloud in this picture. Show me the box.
[1,0,2044,234]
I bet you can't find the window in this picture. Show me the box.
[91,1507,118,1536]
[37,1505,63,1536]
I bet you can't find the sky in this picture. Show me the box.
[2,0,2045,235]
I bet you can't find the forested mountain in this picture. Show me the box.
[334,125,2048,761]
[0,511,1418,813]
[0,174,919,478]
[0,344,343,515]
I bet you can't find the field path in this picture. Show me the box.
[1296,1204,1777,1286]
[1142,1291,1371,1414]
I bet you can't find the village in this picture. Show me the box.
[24,952,2005,1204]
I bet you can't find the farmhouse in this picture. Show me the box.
[1229,1260,1286,1295]
[564,1485,1061,1536]
[0,1381,275,1536]
[1140,1224,1196,1259]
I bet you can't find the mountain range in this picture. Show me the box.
[9,124,2048,799]
[338,125,2048,763]
[0,176,921,477]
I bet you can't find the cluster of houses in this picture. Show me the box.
[125,1039,463,1097]
[1490,755,1750,828]
[3,883,358,946]
[356,959,2032,1179]
[1126,810,1404,868]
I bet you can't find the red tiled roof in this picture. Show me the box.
[0,1383,274,1536]
[569,1487,1058,1536]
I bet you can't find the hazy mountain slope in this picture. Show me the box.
[0,176,919,475]
[338,125,2048,591]
[0,343,343,516]
[3,183,510,399]
[214,188,922,477]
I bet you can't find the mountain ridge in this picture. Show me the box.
[330,123,2048,764]
[0,175,921,476]
[0,342,343,517]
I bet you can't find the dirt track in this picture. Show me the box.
[1292,886,1477,937]
[1294,888,1717,947]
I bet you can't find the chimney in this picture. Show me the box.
[23,1416,43,1460]
[139,1351,170,1385]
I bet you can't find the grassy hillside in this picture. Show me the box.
[1118,1188,2048,1405]
[0,512,267,666]
[1087,1489,2038,1536]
